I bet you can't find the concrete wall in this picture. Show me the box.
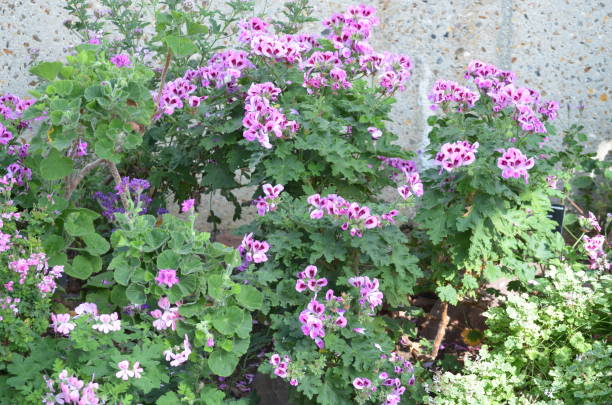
[1,1,610,230]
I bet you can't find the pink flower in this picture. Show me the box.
[164,334,192,367]
[51,313,75,335]
[110,53,131,68]
[435,141,479,172]
[239,233,270,264]
[181,198,195,213]
[368,127,382,140]
[92,312,121,333]
[132,362,143,379]
[116,361,134,380]
[151,297,181,331]
[75,302,98,316]
[156,269,180,288]
[497,148,535,184]
[353,377,372,390]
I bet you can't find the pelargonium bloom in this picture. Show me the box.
[295,265,328,293]
[92,312,121,333]
[115,361,134,380]
[164,334,192,367]
[150,297,181,331]
[181,198,195,213]
[368,127,382,140]
[74,302,98,316]
[156,269,180,288]
[51,313,75,335]
[238,233,270,264]
[110,53,131,68]
[497,147,535,184]
[353,377,372,390]
[349,276,384,310]
[434,141,479,173]
[253,184,284,216]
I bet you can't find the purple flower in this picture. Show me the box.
[181,198,195,213]
[352,377,372,390]
[155,269,180,288]
[110,53,131,68]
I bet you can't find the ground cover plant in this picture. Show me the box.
[0,0,610,404]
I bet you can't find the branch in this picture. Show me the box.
[64,158,106,199]
[152,51,172,118]
[105,160,130,212]
[430,301,450,360]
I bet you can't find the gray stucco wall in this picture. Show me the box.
[1,1,610,230]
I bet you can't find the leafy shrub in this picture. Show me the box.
[414,61,570,304]
[425,263,611,404]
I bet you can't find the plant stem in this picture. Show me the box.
[64,158,106,199]
[431,301,450,360]
[106,160,130,212]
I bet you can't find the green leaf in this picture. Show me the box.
[85,271,115,288]
[53,80,74,96]
[157,392,180,405]
[187,21,209,35]
[236,285,263,310]
[64,209,98,237]
[126,284,146,304]
[164,35,197,57]
[40,148,73,180]
[179,255,203,274]
[157,250,180,269]
[436,284,459,305]
[199,386,226,405]
[30,61,62,81]
[82,233,110,255]
[66,255,97,280]
[110,285,129,306]
[483,263,505,283]
[208,350,239,377]
[211,306,245,336]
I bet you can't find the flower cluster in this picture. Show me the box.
[242,82,298,149]
[301,51,352,92]
[9,252,63,292]
[298,288,350,348]
[378,156,418,182]
[348,276,383,310]
[270,354,299,386]
[51,313,76,335]
[465,60,559,133]
[116,360,143,380]
[298,299,327,349]
[397,170,424,200]
[238,232,270,264]
[155,50,253,117]
[434,141,479,173]
[0,296,20,321]
[580,213,609,271]
[295,265,328,293]
[0,93,37,129]
[308,193,394,237]
[94,177,152,220]
[110,53,131,68]
[428,79,480,112]
[92,312,121,334]
[150,297,181,331]
[156,269,180,288]
[496,147,535,184]
[253,183,284,216]
[164,334,192,367]
[43,370,100,405]
[352,350,416,405]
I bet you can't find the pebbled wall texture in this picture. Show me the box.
[0,0,610,231]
